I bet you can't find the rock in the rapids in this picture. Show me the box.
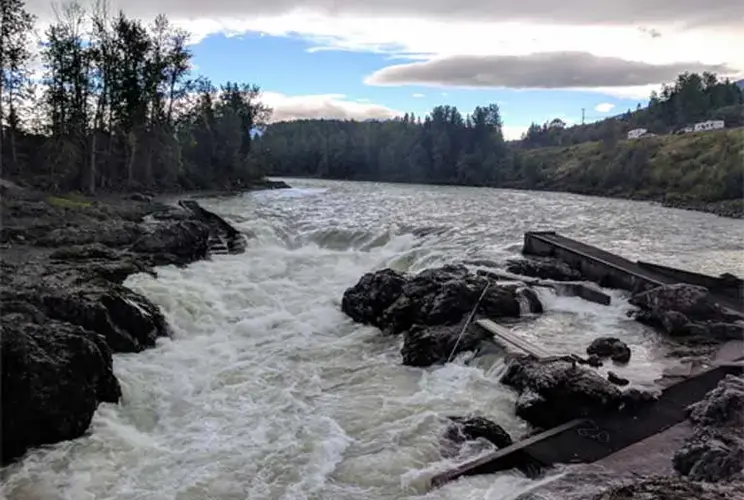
[341,268,408,328]
[401,321,491,367]
[501,355,634,428]
[506,257,583,282]
[586,337,632,364]
[686,375,744,428]
[589,476,744,500]
[516,286,544,314]
[607,371,630,386]
[444,416,513,449]
[132,219,211,267]
[1,310,121,465]
[380,264,521,334]
[629,284,724,323]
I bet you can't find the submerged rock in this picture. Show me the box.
[586,337,632,364]
[1,311,121,465]
[444,416,513,449]
[342,264,536,366]
[506,257,583,282]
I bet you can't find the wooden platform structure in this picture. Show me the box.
[475,319,550,358]
[429,362,744,490]
[523,231,743,315]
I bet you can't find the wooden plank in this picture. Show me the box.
[475,319,550,358]
[429,418,588,489]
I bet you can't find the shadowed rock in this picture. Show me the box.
[587,337,632,364]
[1,309,121,464]
[506,257,583,282]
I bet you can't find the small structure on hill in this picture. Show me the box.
[627,128,648,139]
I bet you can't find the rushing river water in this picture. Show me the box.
[3,179,744,500]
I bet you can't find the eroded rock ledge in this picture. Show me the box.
[341,264,542,366]
[0,192,251,464]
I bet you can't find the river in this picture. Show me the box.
[2,179,743,500]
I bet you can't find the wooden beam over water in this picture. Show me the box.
[475,319,550,358]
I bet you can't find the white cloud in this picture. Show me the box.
[502,125,529,141]
[594,102,616,113]
[22,1,744,98]
[261,91,403,122]
[412,93,426,98]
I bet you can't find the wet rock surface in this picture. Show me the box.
[444,416,513,450]
[673,374,744,482]
[500,355,646,429]
[506,257,583,282]
[0,190,249,464]
[588,475,744,500]
[629,284,743,342]
[587,337,632,364]
[342,264,535,366]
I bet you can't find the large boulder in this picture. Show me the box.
[342,264,532,366]
[401,321,492,367]
[444,416,513,449]
[1,311,121,465]
[501,355,638,428]
[506,257,583,282]
[341,268,407,327]
[586,337,631,364]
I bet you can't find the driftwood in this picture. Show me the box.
[476,269,612,306]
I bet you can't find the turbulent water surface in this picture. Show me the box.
[3,179,744,500]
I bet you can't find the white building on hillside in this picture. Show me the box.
[627,128,648,139]
[693,120,725,132]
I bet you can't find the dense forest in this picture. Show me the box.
[0,0,271,193]
[256,76,744,204]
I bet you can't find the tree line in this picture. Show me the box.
[518,72,743,149]
[1,0,271,193]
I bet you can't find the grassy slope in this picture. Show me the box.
[516,128,744,205]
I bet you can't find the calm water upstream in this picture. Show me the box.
[2,179,743,500]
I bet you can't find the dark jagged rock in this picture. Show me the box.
[401,321,491,367]
[132,219,211,266]
[500,355,650,428]
[506,257,583,282]
[1,310,121,465]
[673,375,744,483]
[673,427,744,482]
[444,416,513,449]
[629,284,743,342]
[516,286,544,314]
[341,268,407,328]
[607,371,630,386]
[589,476,744,500]
[342,264,532,366]
[587,337,632,364]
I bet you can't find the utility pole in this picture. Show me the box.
[581,108,585,125]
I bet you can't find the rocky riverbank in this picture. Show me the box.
[0,182,285,465]
[340,254,744,493]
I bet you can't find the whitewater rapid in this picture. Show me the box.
[2,180,743,500]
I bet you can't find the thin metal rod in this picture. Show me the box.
[446,283,490,363]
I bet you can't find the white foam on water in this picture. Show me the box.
[3,179,743,500]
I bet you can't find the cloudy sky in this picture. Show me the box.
[26,0,744,139]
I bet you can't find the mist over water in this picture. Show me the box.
[3,179,743,500]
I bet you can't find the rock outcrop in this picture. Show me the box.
[629,284,743,342]
[500,355,649,429]
[1,309,121,464]
[506,257,583,282]
[586,337,632,364]
[342,264,534,366]
[673,374,744,482]
[0,192,249,464]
